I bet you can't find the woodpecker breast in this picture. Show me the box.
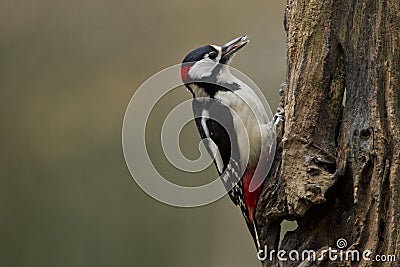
[214,80,268,170]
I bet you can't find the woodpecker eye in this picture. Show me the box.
[208,51,218,60]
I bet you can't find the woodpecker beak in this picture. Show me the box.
[220,35,249,64]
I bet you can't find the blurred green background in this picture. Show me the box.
[0,0,286,266]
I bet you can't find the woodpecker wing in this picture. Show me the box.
[192,99,245,206]
[192,98,261,249]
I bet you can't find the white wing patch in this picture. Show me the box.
[201,110,224,173]
[207,140,224,173]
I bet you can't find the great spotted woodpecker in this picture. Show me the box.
[180,35,280,250]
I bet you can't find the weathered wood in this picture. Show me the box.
[256,1,400,266]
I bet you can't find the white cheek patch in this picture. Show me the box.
[188,58,218,79]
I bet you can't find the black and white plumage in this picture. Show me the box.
[180,35,278,251]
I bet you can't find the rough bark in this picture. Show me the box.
[256,0,400,266]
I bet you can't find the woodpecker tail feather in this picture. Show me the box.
[246,219,262,252]
[253,221,262,252]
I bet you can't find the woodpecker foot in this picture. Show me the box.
[274,107,284,125]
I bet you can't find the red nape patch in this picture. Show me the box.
[180,65,190,82]
[242,169,263,224]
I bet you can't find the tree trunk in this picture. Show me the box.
[256,0,400,266]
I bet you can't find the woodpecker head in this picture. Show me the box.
[181,35,249,97]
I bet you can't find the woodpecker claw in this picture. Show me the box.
[274,107,285,125]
